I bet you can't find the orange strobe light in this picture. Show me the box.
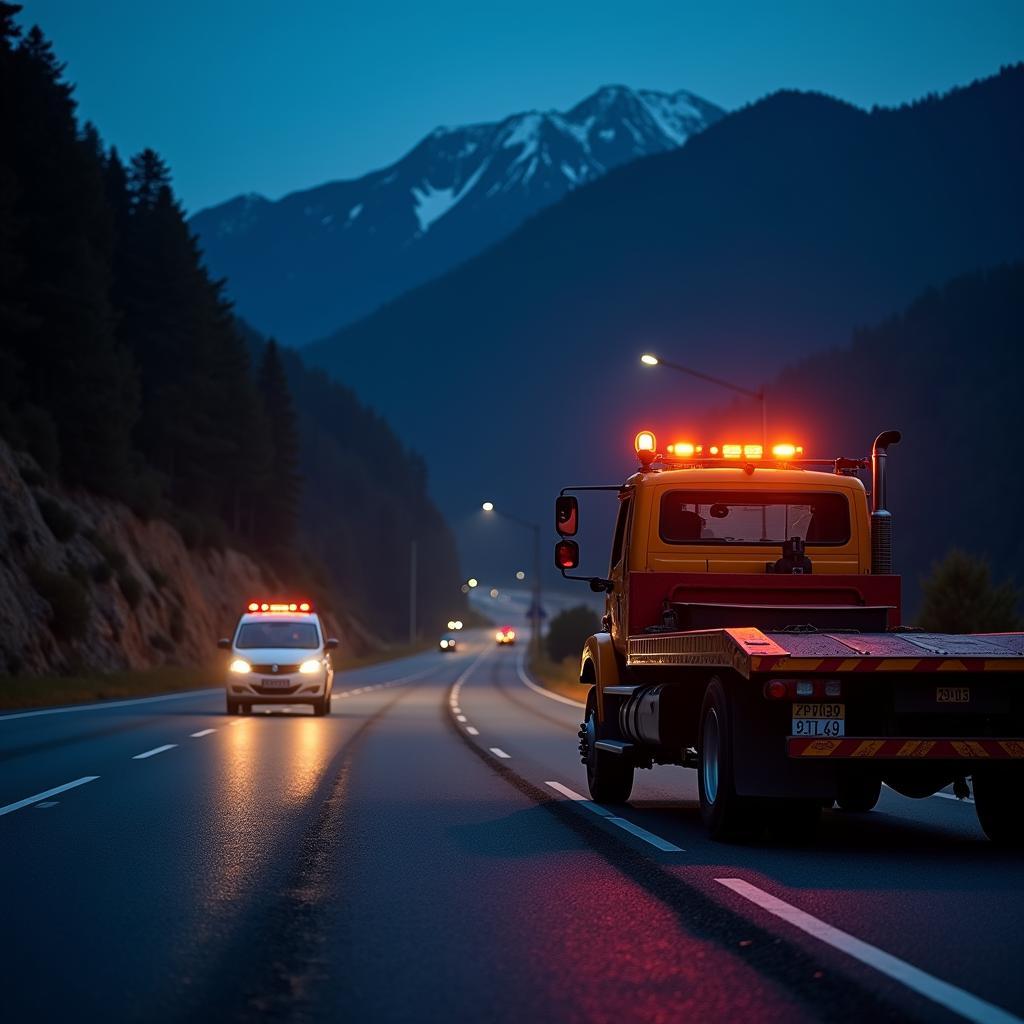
[772,443,804,458]
[634,430,656,454]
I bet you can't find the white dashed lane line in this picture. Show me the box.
[0,776,100,817]
[132,744,177,760]
[190,729,216,738]
[466,726,479,736]
[489,747,510,759]
[716,878,1022,1024]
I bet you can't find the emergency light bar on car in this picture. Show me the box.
[246,601,313,614]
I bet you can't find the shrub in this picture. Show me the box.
[149,633,173,653]
[67,559,92,588]
[18,463,45,487]
[146,565,169,589]
[117,570,143,609]
[169,605,185,643]
[36,496,77,542]
[26,563,91,640]
[86,530,127,572]
[918,550,1022,633]
[545,604,603,663]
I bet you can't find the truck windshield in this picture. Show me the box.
[659,490,850,545]
[235,621,320,649]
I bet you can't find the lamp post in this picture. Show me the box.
[640,353,767,444]
[481,502,542,656]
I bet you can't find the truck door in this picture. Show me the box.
[607,494,633,647]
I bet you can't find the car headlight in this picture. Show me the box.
[299,659,322,674]
[439,640,449,648]
[230,659,251,674]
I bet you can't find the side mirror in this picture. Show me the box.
[555,539,580,570]
[555,495,578,536]
[325,638,339,651]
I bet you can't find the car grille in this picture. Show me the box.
[252,682,302,695]
[249,663,302,674]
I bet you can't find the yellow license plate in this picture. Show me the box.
[791,703,845,738]
[936,687,970,703]
[792,703,845,719]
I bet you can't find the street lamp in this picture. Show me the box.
[481,502,542,656]
[640,352,767,444]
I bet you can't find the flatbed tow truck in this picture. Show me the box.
[554,430,1024,843]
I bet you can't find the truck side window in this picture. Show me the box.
[610,497,632,570]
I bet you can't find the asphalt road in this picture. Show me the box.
[2,628,1022,1024]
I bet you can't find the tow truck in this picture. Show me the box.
[554,431,1024,843]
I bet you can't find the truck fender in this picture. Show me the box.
[581,633,620,722]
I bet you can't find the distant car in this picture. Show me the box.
[218,601,337,716]
[495,626,516,645]
[439,636,458,652]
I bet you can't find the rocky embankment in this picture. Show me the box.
[0,438,282,676]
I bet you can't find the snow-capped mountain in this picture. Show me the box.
[190,85,724,344]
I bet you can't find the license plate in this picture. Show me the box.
[791,702,845,737]
[260,678,293,689]
[936,686,970,704]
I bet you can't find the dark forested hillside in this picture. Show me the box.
[709,263,1024,613]
[0,7,463,642]
[303,65,1024,582]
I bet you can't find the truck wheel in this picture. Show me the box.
[698,677,764,841]
[973,767,1024,845]
[836,774,882,813]
[580,687,633,803]
[226,697,238,715]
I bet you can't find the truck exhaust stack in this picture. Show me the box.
[870,430,902,574]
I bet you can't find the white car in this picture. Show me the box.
[218,602,338,716]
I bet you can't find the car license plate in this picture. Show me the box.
[791,702,845,737]
[936,686,970,704]
[260,678,292,689]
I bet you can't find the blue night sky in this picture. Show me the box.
[23,0,1024,213]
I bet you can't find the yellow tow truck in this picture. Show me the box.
[554,430,1024,843]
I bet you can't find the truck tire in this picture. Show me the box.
[973,767,1024,845]
[581,687,633,803]
[226,697,238,715]
[698,677,764,841]
[836,774,882,813]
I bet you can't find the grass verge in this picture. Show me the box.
[527,650,587,704]
[0,666,212,710]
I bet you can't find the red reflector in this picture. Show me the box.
[764,679,788,700]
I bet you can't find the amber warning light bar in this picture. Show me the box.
[247,601,313,613]
[634,431,805,466]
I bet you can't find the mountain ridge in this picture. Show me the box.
[189,84,725,343]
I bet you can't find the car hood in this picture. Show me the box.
[233,648,321,663]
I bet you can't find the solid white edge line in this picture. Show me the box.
[0,689,221,722]
[544,780,613,818]
[516,646,585,708]
[132,744,177,760]
[607,816,684,852]
[190,729,216,738]
[489,747,510,759]
[715,878,1022,1024]
[0,776,100,817]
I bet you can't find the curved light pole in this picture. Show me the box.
[481,502,542,656]
[640,353,767,444]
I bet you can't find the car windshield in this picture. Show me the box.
[659,490,850,545]
[235,620,320,649]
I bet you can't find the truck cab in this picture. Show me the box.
[555,430,1024,844]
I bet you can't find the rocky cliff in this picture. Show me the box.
[0,438,285,676]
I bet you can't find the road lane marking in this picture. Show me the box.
[190,729,216,737]
[606,816,684,852]
[456,715,467,722]
[35,801,58,809]
[542,781,684,850]
[489,747,510,758]
[466,726,479,736]
[933,791,974,803]
[0,689,221,721]
[132,744,177,760]
[0,776,99,816]
[516,646,585,708]
[715,878,1022,1024]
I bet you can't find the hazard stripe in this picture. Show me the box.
[787,737,1024,759]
